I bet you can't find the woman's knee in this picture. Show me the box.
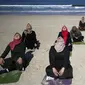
[46,66,51,72]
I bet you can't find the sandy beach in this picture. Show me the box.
[0,15,85,85]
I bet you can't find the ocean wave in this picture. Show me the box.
[0,5,85,9]
[0,5,72,7]
[0,5,85,10]
[0,5,85,14]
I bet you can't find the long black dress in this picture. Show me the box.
[22,30,39,49]
[46,46,73,79]
[0,42,26,71]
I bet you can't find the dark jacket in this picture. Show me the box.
[22,30,37,43]
[22,30,37,49]
[1,42,26,60]
[70,29,82,38]
[58,32,72,47]
[49,46,70,69]
[79,21,85,28]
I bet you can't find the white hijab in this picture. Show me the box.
[54,37,65,52]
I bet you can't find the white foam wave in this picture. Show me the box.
[74,6,85,9]
[0,10,85,13]
[0,5,72,8]
[0,5,85,9]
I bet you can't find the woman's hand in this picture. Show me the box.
[59,67,65,76]
[0,58,4,65]
[68,43,71,46]
[52,67,59,76]
[75,37,78,39]
[17,57,23,64]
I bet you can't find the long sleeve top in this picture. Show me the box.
[70,30,82,38]
[0,42,26,60]
[58,32,72,46]
[22,30,37,44]
[79,21,85,28]
[49,46,70,69]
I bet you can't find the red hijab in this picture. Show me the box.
[61,26,68,44]
[9,38,21,51]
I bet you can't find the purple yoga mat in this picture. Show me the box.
[41,75,72,85]
[48,79,72,85]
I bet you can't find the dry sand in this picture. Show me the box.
[0,15,85,85]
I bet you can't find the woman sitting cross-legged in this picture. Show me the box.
[58,25,73,51]
[78,17,85,30]
[22,23,40,50]
[46,37,73,80]
[0,32,26,73]
[70,26,84,42]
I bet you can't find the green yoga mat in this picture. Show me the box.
[72,42,85,45]
[0,70,22,84]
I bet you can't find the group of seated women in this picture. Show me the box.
[0,23,40,73]
[45,26,73,82]
[0,20,84,83]
[70,16,85,42]
[45,22,85,83]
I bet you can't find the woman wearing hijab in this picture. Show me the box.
[79,17,85,30]
[58,25,72,51]
[46,37,73,80]
[22,23,40,50]
[70,26,84,42]
[0,32,26,73]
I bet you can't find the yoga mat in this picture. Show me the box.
[72,42,85,45]
[41,75,72,85]
[0,70,22,84]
